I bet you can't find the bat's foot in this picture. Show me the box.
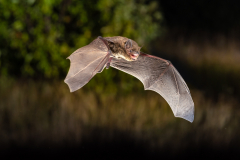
[106,63,110,69]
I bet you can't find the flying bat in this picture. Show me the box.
[64,36,194,122]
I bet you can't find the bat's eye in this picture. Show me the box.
[130,50,132,52]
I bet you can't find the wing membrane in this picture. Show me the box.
[65,38,110,92]
[110,53,194,122]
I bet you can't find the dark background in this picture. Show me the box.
[161,0,240,34]
[1,0,240,159]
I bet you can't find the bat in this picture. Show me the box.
[64,36,194,122]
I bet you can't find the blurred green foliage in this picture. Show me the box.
[0,0,162,79]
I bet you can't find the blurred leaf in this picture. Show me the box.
[0,0,162,91]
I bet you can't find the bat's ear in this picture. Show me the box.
[125,39,132,49]
[139,44,144,50]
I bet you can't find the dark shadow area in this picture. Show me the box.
[1,128,240,160]
[160,0,240,35]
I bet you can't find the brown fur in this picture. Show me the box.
[104,36,141,61]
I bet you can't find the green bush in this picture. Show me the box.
[0,0,162,79]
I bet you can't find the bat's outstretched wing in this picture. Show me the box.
[110,53,194,122]
[65,37,111,92]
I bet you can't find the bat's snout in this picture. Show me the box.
[130,51,139,60]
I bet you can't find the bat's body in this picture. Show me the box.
[64,36,194,122]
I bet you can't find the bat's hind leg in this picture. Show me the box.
[106,57,113,69]
[97,57,113,73]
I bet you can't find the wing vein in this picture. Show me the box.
[145,62,171,90]
[171,64,180,115]
[65,54,107,80]
[171,64,180,95]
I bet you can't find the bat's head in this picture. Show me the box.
[124,39,141,61]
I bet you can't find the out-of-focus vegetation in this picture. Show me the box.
[0,0,162,79]
[1,77,240,151]
[1,0,240,159]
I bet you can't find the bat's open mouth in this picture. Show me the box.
[130,53,139,60]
